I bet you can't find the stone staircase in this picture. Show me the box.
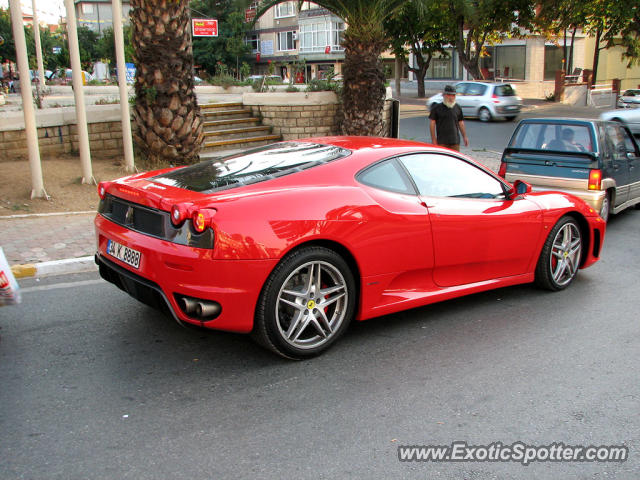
[199,102,280,157]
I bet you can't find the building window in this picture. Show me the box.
[544,45,568,80]
[245,34,260,53]
[275,2,295,18]
[495,45,525,80]
[299,21,345,53]
[278,31,296,51]
[81,3,94,14]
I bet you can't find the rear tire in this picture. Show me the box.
[252,246,356,359]
[534,216,582,291]
[478,107,492,122]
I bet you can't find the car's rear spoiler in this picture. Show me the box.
[503,147,597,161]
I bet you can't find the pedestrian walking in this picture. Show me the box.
[429,84,469,151]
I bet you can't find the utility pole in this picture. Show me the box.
[32,0,46,88]
[64,0,94,184]
[112,0,135,172]
[9,0,47,199]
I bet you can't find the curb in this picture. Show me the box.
[11,256,97,279]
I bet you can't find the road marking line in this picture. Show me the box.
[21,279,104,294]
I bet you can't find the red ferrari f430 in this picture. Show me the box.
[95,137,605,358]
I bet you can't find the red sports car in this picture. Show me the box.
[94,137,606,358]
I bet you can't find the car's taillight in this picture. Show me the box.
[97,181,112,199]
[588,169,602,190]
[170,203,189,227]
[191,209,216,233]
[498,161,507,178]
[492,93,500,103]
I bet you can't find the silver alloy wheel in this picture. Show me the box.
[600,195,610,222]
[276,260,348,350]
[478,107,491,122]
[550,222,582,287]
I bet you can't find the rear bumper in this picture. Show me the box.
[95,214,278,333]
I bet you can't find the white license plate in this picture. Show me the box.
[107,239,141,269]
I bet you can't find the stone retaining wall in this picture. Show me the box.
[242,91,394,140]
[0,105,124,161]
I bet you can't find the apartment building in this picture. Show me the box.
[74,0,131,35]
[246,1,346,81]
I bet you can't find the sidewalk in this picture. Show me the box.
[1,211,97,278]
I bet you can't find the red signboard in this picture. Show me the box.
[245,8,256,23]
[192,19,218,37]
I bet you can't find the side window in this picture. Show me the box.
[606,124,629,161]
[455,83,468,95]
[400,154,506,199]
[466,84,487,96]
[357,159,416,195]
[617,126,638,155]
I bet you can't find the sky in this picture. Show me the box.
[1,0,66,24]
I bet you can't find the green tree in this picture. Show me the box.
[384,0,455,98]
[24,25,66,71]
[257,0,408,136]
[583,0,639,81]
[448,0,535,80]
[96,26,134,67]
[0,7,16,63]
[190,0,251,77]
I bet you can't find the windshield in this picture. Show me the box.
[153,142,351,193]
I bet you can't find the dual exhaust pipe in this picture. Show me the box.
[177,296,221,320]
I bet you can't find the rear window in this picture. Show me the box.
[509,123,594,152]
[494,84,516,97]
[153,142,351,193]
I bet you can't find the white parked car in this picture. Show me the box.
[600,108,640,137]
[426,81,523,122]
[617,89,640,109]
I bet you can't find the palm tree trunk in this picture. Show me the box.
[341,30,387,136]
[130,0,203,165]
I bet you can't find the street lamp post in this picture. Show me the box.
[64,0,94,185]
[9,0,47,199]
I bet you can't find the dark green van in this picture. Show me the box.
[498,118,640,221]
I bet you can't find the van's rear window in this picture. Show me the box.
[494,85,516,96]
[152,142,351,193]
[510,123,594,153]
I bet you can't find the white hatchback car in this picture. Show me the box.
[427,81,523,122]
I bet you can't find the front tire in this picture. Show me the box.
[534,216,582,291]
[253,246,356,359]
[478,107,492,122]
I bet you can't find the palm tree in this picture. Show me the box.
[130,0,203,165]
[256,0,408,136]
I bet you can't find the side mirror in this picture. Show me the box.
[508,179,532,198]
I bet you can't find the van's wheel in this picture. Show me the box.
[535,216,582,291]
[600,192,611,222]
[253,246,356,359]
[478,107,492,122]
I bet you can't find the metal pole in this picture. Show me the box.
[9,0,48,199]
[32,0,46,87]
[64,0,94,184]
[112,0,135,172]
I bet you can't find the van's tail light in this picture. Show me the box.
[492,94,500,103]
[498,161,507,178]
[97,181,112,199]
[191,209,216,233]
[588,169,602,190]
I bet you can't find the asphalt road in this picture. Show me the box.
[1,207,639,479]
